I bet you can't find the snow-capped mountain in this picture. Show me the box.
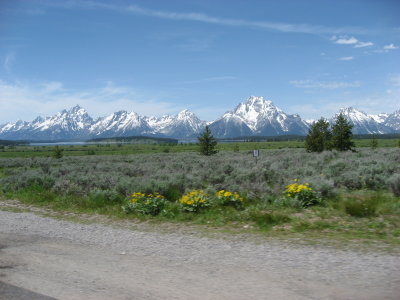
[370,113,389,124]
[0,105,205,140]
[145,110,206,138]
[0,98,399,140]
[383,110,400,131]
[90,111,151,138]
[0,105,93,140]
[209,96,309,138]
[333,107,394,134]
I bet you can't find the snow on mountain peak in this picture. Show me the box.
[371,113,388,123]
[338,107,370,121]
[230,96,284,130]
[335,107,395,134]
[244,96,274,111]
[177,109,193,119]
[0,99,399,140]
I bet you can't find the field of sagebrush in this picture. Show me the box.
[1,148,400,246]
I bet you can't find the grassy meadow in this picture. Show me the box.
[0,137,398,158]
[1,139,400,248]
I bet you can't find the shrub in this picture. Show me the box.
[336,172,363,190]
[89,189,122,205]
[215,189,245,209]
[284,180,321,208]
[364,174,386,190]
[163,184,181,202]
[179,189,210,212]
[342,195,378,217]
[123,192,167,216]
[307,177,337,199]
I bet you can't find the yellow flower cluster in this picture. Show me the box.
[179,189,208,206]
[285,181,312,198]
[130,192,164,203]
[215,190,243,202]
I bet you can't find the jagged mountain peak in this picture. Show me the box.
[177,109,195,118]
[245,95,273,106]
[69,104,83,111]
[0,99,399,140]
[337,107,372,121]
[67,104,90,116]
[211,96,309,137]
[32,116,45,123]
[385,109,400,130]
[145,109,205,138]
[333,107,395,134]
[235,96,276,113]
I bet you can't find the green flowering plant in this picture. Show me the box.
[179,189,210,212]
[284,179,321,208]
[123,192,167,216]
[215,189,245,209]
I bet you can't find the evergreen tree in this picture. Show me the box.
[305,118,331,152]
[198,125,218,156]
[331,113,355,151]
[53,145,64,159]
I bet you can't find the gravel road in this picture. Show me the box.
[1,209,399,300]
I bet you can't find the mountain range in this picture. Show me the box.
[0,96,399,140]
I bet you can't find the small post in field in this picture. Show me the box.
[253,149,259,164]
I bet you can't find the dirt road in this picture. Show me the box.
[1,209,399,300]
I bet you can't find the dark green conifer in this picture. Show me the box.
[305,118,332,152]
[198,125,218,156]
[331,113,355,151]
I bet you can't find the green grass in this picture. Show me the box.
[1,137,398,158]
[0,141,306,158]
[2,186,399,249]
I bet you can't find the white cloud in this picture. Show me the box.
[289,79,361,89]
[334,36,358,45]
[331,36,374,48]
[354,41,373,48]
[374,44,400,53]
[0,80,183,123]
[338,56,354,61]
[383,43,398,50]
[42,2,370,35]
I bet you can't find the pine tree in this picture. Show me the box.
[198,125,218,156]
[53,145,64,159]
[305,118,331,152]
[331,113,355,151]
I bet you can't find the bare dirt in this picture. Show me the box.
[0,201,399,300]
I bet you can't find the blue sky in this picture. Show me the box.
[0,0,399,123]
